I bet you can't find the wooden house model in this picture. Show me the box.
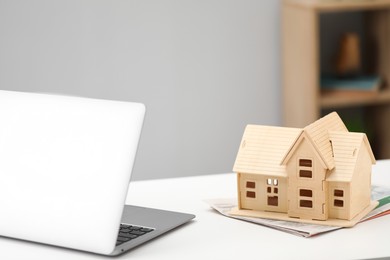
[231,112,378,227]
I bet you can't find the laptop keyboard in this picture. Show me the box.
[116,223,154,246]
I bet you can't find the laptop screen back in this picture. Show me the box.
[0,90,145,254]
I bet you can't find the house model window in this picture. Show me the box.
[246,181,256,198]
[232,112,377,226]
[299,159,312,178]
[267,178,278,206]
[299,188,313,208]
[334,189,344,207]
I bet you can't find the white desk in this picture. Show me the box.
[1,160,390,259]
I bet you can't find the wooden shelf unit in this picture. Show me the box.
[321,90,390,109]
[286,0,390,11]
[282,0,390,159]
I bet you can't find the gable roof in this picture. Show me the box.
[233,125,302,177]
[326,131,376,182]
[233,112,376,182]
[281,112,348,169]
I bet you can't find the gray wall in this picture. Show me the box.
[0,0,282,180]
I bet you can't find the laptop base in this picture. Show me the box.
[110,205,195,256]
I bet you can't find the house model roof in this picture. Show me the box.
[327,131,375,182]
[233,112,375,181]
[300,112,348,169]
[233,125,302,177]
[280,112,349,170]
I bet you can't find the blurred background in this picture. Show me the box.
[1,0,389,180]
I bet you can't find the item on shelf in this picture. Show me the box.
[335,32,361,77]
[230,112,378,227]
[320,75,381,93]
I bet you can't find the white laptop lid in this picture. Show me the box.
[0,90,145,255]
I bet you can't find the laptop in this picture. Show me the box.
[0,90,195,256]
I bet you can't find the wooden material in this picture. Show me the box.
[282,0,390,158]
[232,112,376,226]
[229,201,378,228]
[282,2,319,127]
[284,0,390,12]
[320,90,390,109]
[233,125,302,177]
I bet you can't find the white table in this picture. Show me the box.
[1,160,390,259]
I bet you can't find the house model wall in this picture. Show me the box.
[232,112,377,226]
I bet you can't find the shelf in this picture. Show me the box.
[282,1,390,158]
[284,0,390,12]
[320,90,390,109]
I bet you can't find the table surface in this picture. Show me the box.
[1,160,390,260]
